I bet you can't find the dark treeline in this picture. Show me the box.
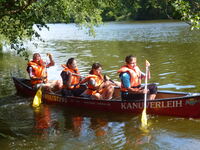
[48,0,182,23]
[101,0,181,21]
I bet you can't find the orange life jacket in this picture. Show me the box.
[117,65,141,92]
[61,64,81,89]
[27,61,47,85]
[82,74,104,95]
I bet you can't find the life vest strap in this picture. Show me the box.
[131,85,141,88]
[31,76,47,81]
[88,88,96,91]
[64,83,80,90]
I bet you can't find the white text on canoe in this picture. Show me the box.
[121,100,183,110]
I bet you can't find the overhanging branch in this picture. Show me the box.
[0,0,38,18]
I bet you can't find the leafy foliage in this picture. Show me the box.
[0,0,105,58]
[172,0,200,30]
[0,0,199,58]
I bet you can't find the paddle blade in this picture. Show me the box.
[32,87,42,107]
[146,60,150,67]
[141,108,148,127]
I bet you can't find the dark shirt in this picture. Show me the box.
[60,71,70,87]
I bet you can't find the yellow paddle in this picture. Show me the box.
[32,53,51,107]
[32,87,42,107]
[141,60,150,128]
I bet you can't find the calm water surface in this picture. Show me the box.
[0,21,200,150]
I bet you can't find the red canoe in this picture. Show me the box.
[13,77,200,118]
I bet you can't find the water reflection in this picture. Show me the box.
[33,105,60,139]
[0,97,200,149]
[90,118,108,137]
[61,107,158,149]
[64,109,110,139]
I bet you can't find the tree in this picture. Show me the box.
[0,0,107,58]
[100,0,199,23]
[0,0,199,59]
[171,0,200,30]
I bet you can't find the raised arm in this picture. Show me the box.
[46,53,55,68]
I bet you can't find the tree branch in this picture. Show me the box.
[1,0,38,17]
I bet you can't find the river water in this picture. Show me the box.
[0,21,200,150]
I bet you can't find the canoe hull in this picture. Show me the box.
[13,77,200,118]
[13,77,36,97]
[42,93,200,118]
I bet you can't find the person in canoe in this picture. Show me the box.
[27,53,62,91]
[80,63,117,100]
[117,55,157,100]
[60,58,86,97]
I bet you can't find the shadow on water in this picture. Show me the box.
[0,95,32,131]
[0,95,33,149]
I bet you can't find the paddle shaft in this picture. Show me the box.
[144,66,149,109]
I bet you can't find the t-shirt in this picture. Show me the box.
[120,72,131,88]
[60,71,70,86]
